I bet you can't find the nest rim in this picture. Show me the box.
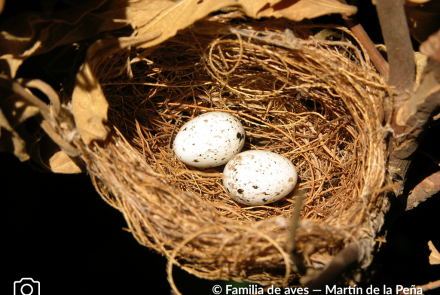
[79,18,389,288]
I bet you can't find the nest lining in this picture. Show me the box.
[83,18,388,286]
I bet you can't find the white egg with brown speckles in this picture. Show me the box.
[223,150,297,205]
[173,112,245,168]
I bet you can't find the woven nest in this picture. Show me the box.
[81,18,388,287]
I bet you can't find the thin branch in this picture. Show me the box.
[398,279,440,295]
[406,170,440,210]
[0,77,51,121]
[375,0,417,196]
[340,0,389,78]
[306,242,360,292]
[376,0,415,101]
[18,78,61,116]
[419,279,440,293]
[287,191,304,253]
[287,190,305,273]
[38,117,81,157]
[392,58,440,158]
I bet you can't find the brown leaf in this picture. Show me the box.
[236,0,281,18]
[0,80,40,161]
[48,150,84,173]
[239,0,357,21]
[428,241,440,265]
[125,0,236,49]
[0,110,34,162]
[72,61,109,145]
[71,31,162,145]
[0,94,40,129]
[414,52,428,82]
[0,0,127,78]
[32,135,85,173]
[3,0,357,147]
[123,0,356,50]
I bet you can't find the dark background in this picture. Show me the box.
[1,1,440,295]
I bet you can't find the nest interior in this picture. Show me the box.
[83,17,388,286]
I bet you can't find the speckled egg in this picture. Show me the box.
[222,150,297,205]
[173,112,245,168]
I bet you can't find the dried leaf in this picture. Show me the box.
[123,0,357,50]
[0,0,127,78]
[71,30,162,145]
[0,109,34,162]
[0,80,40,161]
[428,241,440,265]
[239,0,357,20]
[31,135,85,173]
[0,94,40,129]
[48,150,84,173]
[72,62,109,145]
[3,0,358,147]
[125,0,237,49]
[236,0,282,18]
[415,51,428,84]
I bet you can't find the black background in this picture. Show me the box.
[1,1,440,295]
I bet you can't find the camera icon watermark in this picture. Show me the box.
[13,278,40,295]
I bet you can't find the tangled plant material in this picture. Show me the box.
[82,18,389,287]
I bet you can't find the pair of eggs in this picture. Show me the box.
[173,112,298,205]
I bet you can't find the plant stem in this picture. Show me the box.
[376,0,415,104]
[341,12,389,78]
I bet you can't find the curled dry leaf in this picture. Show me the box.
[72,61,109,146]
[43,0,242,145]
[70,0,356,144]
[31,135,85,173]
[0,0,127,78]
[72,31,162,145]
[0,77,40,161]
[126,0,237,49]
[0,109,36,162]
[47,150,84,173]
[428,241,440,265]
[1,0,359,156]
[239,0,357,20]
[123,0,357,49]
[414,51,428,84]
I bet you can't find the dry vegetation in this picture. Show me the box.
[80,19,389,287]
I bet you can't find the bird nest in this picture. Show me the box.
[81,18,388,288]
